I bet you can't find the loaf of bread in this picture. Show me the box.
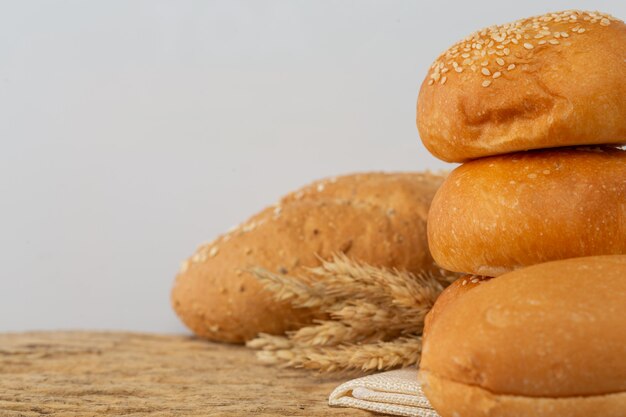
[428,146,626,276]
[171,172,447,343]
[420,256,626,417]
[417,10,626,162]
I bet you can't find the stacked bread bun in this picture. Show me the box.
[172,172,449,343]
[419,10,626,276]
[417,10,626,416]
[421,257,626,417]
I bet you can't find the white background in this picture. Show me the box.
[1,1,623,333]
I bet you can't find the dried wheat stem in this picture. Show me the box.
[248,254,457,373]
[249,267,331,309]
[257,337,423,373]
[246,333,293,350]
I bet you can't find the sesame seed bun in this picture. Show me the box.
[427,146,626,276]
[171,172,449,343]
[420,256,626,417]
[417,10,626,162]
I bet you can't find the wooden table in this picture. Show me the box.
[0,331,370,416]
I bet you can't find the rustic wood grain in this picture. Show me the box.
[0,331,370,416]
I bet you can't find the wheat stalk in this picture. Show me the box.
[254,337,423,373]
[247,254,459,373]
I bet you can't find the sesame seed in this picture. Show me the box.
[482,80,492,87]
[209,247,219,258]
[492,71,502,79]
[427,10,617,88]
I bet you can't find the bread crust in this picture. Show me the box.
[420,256,626,412]
[428,147,626,276]
[420,371,626,417]
[417,10,626,162]
[172,172,446,343]
[423,275,491,340]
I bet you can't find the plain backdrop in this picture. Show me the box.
[1,1,624,333]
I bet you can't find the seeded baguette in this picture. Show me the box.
[171,172,446,343]
[417,10,626,162]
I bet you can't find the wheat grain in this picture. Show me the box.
[255,337,423,374]
[249,267,330,309]
[248,254,459,373]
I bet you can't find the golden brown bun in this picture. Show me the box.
[172,172,447,343]
[423,275,491,338]
[428,147,626,276]
[420,256,626,417]
[420,372,626,417]
[417,10,626,162]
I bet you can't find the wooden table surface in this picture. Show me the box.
[0,331,371,416]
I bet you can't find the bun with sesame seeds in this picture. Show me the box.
[427,146,626,276]
[419,255,626,417]
[171,172,449,343]
[417,10,626,162]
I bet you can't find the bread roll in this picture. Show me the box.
[417,10,626,162]
[420,256,626,417]
[423,275,490,339]
[428,147,626,276]
[172,172,447,343]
